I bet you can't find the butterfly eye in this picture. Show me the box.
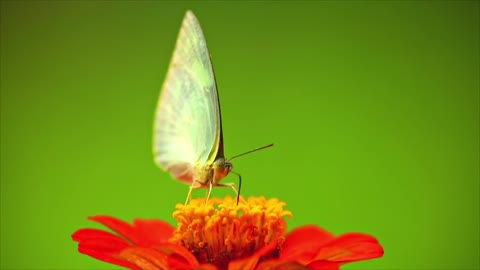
[224,162,233,171]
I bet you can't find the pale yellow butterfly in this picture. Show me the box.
[153,11,272,204]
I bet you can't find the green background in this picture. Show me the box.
[1,1,479,269]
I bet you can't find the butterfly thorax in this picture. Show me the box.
[193,157,232,186]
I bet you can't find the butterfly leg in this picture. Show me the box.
[216,171,242,205]
[205,181,213,204]
[185,185,193,205]
[185,179,202,205]
[216,182,242,205]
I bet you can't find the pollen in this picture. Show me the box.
[171,196,292,270]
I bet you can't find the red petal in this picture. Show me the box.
[88,216,175,248]
[192,264,219,270]
[73,216,178,269]
[228,240,280,270]
[156,243,200,268]
[80,248,142,269]
[133,219,175,247]
[314,233,384,263]
[72,228,126,245]
[73,228,130,252]
[72,228,140,269]
[256,259,310,270]
[89,216,141,245]
[280,225,335,264]
[119,247,169,270]
[119,244,208,270]
[306,260,340,270]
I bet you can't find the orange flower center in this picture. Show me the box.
[171,196,292,269]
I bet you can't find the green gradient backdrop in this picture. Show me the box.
[1,1,479,269]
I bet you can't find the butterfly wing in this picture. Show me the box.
[153,11,221,183]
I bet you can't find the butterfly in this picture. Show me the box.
[153,10,272,205]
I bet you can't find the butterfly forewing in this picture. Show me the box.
[153,11,221,182]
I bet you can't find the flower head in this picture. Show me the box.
[72,196,383,270]
[171,196,291,269]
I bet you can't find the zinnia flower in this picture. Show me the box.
[72,196,383,270]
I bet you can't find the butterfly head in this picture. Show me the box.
[213,157,233,182]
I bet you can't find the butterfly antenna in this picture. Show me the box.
[229,143,274,160]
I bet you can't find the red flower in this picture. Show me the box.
[72,196,383,270]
